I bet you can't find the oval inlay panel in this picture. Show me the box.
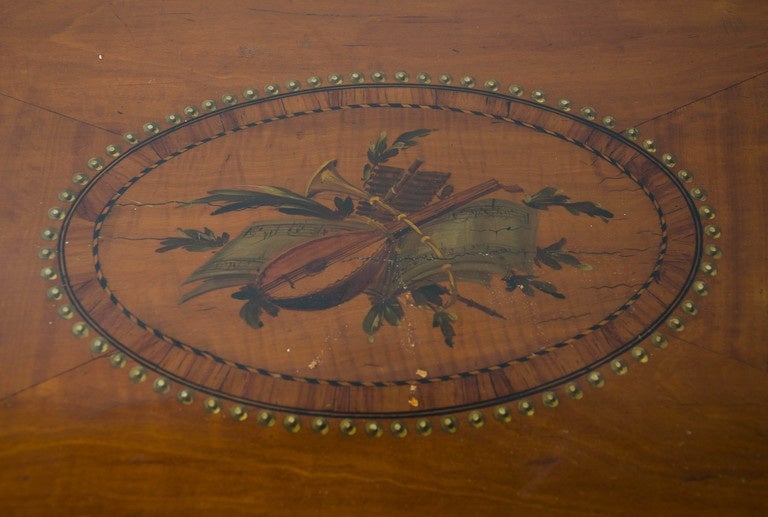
[57,84,701,418]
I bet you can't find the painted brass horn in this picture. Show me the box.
[304,159,371,201]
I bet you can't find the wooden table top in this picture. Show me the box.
[2,1,766,515]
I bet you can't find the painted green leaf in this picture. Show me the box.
[334,196,355,216]
[189,186,342,220]
[411,284,447,307]
[362,163,373,182]
[535,238,592,271]
[362,306,383,336]
[239,299,265,329]
[523,187,613,221]
[232,286,280,330]
[392,128,433,146]
[156,227,229,253]
[382,301,404,326]
[530,279,566,299]
[504,272,564,299]
[366,128,433,166]
[432,310,457,347]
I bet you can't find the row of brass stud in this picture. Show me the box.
[40,74,720,433]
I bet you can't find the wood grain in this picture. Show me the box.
[1,1,766,515]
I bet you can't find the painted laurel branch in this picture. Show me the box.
[156,129,614,346]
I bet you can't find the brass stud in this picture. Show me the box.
[165,113,182,125]
[602,115,617,129]
[693,280,710,296]
[364,421,383,437]
[467,411,485,428]
[415,418,433,436]
[492,405,512,422]
[142,122,160,135]
[642,139,657,152]
[580,106,597,120]
[38,245,56,259]
[72,172,90,185]
[690,187,708,201]
[221,93,238,105]
[558,99,572,111]
[531,90,546,103]
[230,405,248,421]
[128,366,147,383]
[624,127,640,141]
[283,415,301,432]
[285,80,301,91]
[508,84,524,97]
[46,286,63,300]
[40,266,58,281]
[631,346,649,363]
[662,153,677,167]
[394,71,409,83]
[176,389,194,405]
[348,72,364,84]
[105,144,121,157]
[306,76,322,88]
[201,99,216,111]
[483,79,499,92]
[123,132,140,145]
[370,71,386,83]
[243,88,259,100]
[698,205,716,220]
[311,417,329,435]
[542,391,559,408]
[339,418,357,436]
[327,73,343,85]
[41,227,58,241]
[203,397,221,414]
[183,106,200,118]
[257,410,276,427]
[47,207,65,220]
[700,261,718,276]
[90,337,108,354]
[460,75,475,88]
[390,420,408,438]
[565,382,583,399]
[57,304,74,319]
[677,169,694,183]
[412,72,429,84]
[651,332,670,349]
[704,225,722,240]
[439,415,459,433]
[587,371,605,388]
[109,352,126,369]
[58,189,76,203]
[87,157,104,171]
[152,377,170,394]
[438,74,453,85]
[71,321,89,338]
[681,300,698,315]
[704,244,723,259]
[517,400,535,416]
[264,84,280,96]
[610,358,628,375]
[667,316,685,332]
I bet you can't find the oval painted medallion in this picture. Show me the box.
[56,83,702,418]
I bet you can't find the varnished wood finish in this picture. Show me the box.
[2,1,767,514]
